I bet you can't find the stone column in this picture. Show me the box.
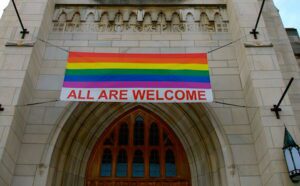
[262,0,300,127]
[0,0,54,185]
[227,0,300,185]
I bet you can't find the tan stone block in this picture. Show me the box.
[48,33,72,40]
[211,47,235,60]
[12,176,34,186]
[264,173,285,186]
[228,60,238,67]
[211,33,232,40]
[214,90,244,99]
[253,55,277,70]
[250,71,282,79]
[224,125,251,134]
[160,48,185,53]
[72,33,97,40]
[252,79,285,88]
[151,34,181,40]
[0,116,14,127]
[3,55,26,70]
[23,134,48,144]
[17,144,44,164]
[268,148,284,161]
[63,40,88,47]
[232,108,249,124]
[170,41,194,47]
[119,47,160,53]
[194,41,218,47]
[25,125,53,134]
[44,47,68,60]
[211,75,242,90]
[14,165,37,176]
[237,165,260,176]
[112,41,139,47]
[2,150,15,174]
[28,107,45,124]
[259,88,284,106]
[269,127,284,148]
[186,47,209,53]
[22,2,44,15]
[98,34,121,40]
[94,47,119,53]
[140,41,169,47]
[45,40,64,46]
[40,67,65,75]
[231,145,257,164]
[0,161,12,185]
[270,161,287,173]
[182,33,211,41]
[5,129,21,162]
[0,177,8,186]
[43,107,64,124]
[213,108,233,125]
[228,134,253,144]
[122,34,151,40]
[88,41,112,47]
[36,75,64,90]
[240,176,262,186]
[207,60,228,68]
[0,88,16,105]
[211,68,239,75]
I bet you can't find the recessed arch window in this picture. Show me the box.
[134,116,144,145]
[86,109,191,185]
[100,149,112,177]
[118,123,128,145]
[149,123,159,146]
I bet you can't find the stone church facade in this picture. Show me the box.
[0,0,299,185]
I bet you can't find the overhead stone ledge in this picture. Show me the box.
[244,41,273,48]
[5,40,35,47]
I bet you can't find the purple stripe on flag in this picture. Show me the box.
[63,81,211,89]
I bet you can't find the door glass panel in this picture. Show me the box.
[116,149,128,177]
[133,150,144,177]
[166,150,176,177]
[100,149,112,176]
[150,150,160,177]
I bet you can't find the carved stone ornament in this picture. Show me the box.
[52,6,229,33]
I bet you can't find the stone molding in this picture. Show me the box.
[52,5,229,33]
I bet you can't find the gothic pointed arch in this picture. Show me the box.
[85,12,95,23]
[44,102,237,186]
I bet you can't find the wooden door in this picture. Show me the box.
[86,108,191,186]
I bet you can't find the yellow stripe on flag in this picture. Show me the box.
[66,63,209,71]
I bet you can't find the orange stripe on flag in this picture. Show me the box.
[68,57,207,64]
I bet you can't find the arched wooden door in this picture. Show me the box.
[86,108,191,186]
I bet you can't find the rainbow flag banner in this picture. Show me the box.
[60,52,213,103]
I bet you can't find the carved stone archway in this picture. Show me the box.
[44,103,236,186]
